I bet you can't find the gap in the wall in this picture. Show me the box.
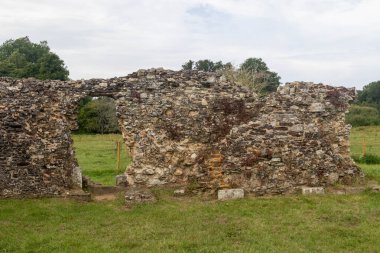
[72,96,132,186]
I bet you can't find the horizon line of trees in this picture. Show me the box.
[181,58,281,95]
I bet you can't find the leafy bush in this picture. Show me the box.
[358,80,380,105]
[76,97,120,134]
[346,105,380,127]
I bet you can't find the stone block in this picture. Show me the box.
[301,187,325,195]
[218,189,244,200]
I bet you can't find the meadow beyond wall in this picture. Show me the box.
[0,69,363,197]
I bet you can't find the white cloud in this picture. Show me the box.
[0,0,378,88]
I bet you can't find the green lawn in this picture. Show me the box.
[0,128,379,252]
[350,126,380,182]
[0,191,379,253]
[350,126,380,157]
[72,134,132,185]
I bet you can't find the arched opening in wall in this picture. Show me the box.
[72,96,131,186]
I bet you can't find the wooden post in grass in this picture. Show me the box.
[116,141,121,171]
[362,139,367,158]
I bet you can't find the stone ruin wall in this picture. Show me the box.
[0,69,363,197]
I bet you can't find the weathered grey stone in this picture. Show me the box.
[71,166,83,189]
[115,174,128,186]
[344,186,366,194]
[302,187,325,195]
[218,189,244,200]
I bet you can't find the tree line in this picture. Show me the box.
[346,81,380,126]
[0,37,69,81]
[181,58,281,95]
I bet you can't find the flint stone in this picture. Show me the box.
[174,169,183,176]
[309,103,325,112]
[290,124,303,132]
[218,189,244,200]
[144,168,155,175]
[271,158,282,163]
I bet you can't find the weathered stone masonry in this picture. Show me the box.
[0,69,363,197]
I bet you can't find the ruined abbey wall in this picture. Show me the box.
[0,69,363,197]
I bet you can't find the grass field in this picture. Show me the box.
[72,134,132,185]
[350,126,380,182]
[0,191,379,252]
[350,126,380,157]
[0,127,379,252]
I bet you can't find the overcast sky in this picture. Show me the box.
[1,0,379,89]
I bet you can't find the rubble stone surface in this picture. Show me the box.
[0,69,363,197]
[125,189,156,207]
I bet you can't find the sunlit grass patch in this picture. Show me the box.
[72,134,132,185]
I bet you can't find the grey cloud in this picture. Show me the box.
[0,0,379,88]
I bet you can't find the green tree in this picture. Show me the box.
[349,81,380,126]
[195,59,216,72]
[0,37,69,80]
[181,59,232,72]
[77,97,120,134]
[358,81,380,108]
[238,58,280,94]
[240,58,269,73]
[182,60,194,70]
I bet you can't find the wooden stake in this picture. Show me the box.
[117,141,121,171]
[362,139,367,158]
